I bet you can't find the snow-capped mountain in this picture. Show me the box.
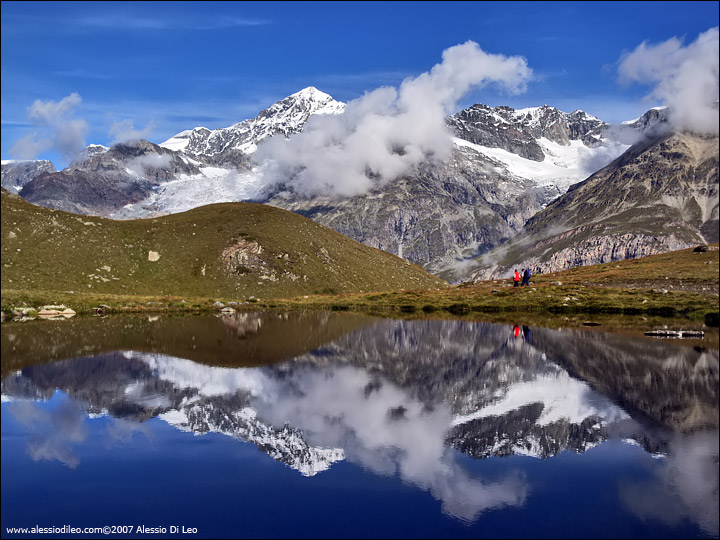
[69,143,109,166]
[445,103,635,196]
[621,106,669,132]
[264,99,638,273]
[447,103,607,159]
[5,86,671,275]
[160,86,345,156]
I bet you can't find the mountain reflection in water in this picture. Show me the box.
[1,312,718,535]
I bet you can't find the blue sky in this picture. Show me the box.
[2,1,718,168]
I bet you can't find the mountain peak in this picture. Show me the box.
[289,86,334,102]
[160,87,346,156]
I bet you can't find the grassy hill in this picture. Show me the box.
[1,188,447,300]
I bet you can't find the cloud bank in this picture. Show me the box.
[256,41,533,198]
[9,92,89,161]
[618,27,719,135]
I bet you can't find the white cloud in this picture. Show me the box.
[9,132,53,160]
[9,92,89,161]
[256,41,533,198]
[126,153,172,178]
[109,118,155,145]
[618,27,719,135]
[8,398,88,469]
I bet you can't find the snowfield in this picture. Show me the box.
[453,136,631,193]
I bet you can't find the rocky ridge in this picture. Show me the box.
[446,104,607,161]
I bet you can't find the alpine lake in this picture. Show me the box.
[1,310,718,539]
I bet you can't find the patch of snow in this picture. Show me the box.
[109,167,266,219]
[138,353,269,397]
[158,409,191,430]
[622,438,642,447]
[453,136,630,192]
[159,129,195,152]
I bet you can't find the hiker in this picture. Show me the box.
[513,269,520,287]
[521,268,531,286]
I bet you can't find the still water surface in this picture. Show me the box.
[1,312,718,539]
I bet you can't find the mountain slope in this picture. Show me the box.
[262,98,637,273]
[268,143,550,274]
[0,188,447,298]
[462,130,719,282]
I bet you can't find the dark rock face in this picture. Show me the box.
[68,140,200,180]
[446,104,608,161]
[20,140,203,215]
[1,160,56,191]
[19,169,155,215]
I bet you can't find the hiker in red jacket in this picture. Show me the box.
[513,269,520,287]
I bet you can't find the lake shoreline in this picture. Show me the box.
[3,245,718,329]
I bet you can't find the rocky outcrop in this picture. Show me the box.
[529,233,690,275]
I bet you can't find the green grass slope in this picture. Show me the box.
[1,188,447,298]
